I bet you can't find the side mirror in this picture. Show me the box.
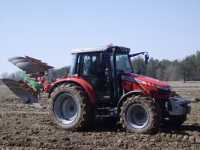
[145,53,149,64]
[129,51,150,64]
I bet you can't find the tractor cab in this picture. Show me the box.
[70,46,148,106]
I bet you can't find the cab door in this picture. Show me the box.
[79,53,113,102]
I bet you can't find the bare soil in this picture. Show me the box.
[0,80,200,150]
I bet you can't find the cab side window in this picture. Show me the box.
[81,54,98,76]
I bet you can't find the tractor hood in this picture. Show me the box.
[123,73,170,89]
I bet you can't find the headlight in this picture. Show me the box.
[155,85,171,91]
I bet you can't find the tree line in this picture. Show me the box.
[132,51,200,81]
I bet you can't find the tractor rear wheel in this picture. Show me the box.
[120,95,160,134]
[50,83,93,130]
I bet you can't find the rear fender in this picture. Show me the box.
[117,90,143,113]
[49,77,96,105]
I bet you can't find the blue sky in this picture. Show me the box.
[0,0,200,74]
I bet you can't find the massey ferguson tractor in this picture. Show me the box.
[9,45,191,134]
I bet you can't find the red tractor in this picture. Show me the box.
[10,45,191,133]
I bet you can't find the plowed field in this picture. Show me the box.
[0,80,200,150]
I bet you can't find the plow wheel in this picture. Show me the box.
[50,83,94,130]
[120,95,160,134]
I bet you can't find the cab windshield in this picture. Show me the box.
[116,54,133,73]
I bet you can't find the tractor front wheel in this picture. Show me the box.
[120,95,160,134]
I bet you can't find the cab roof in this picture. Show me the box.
[71,45,130,54]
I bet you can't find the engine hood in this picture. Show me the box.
[123,73,170,89]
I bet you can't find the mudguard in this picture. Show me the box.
[117,90,143,112]
[49,77,96,105]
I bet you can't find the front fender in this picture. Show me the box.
[49,77,96,105]
[117,90,143,113]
